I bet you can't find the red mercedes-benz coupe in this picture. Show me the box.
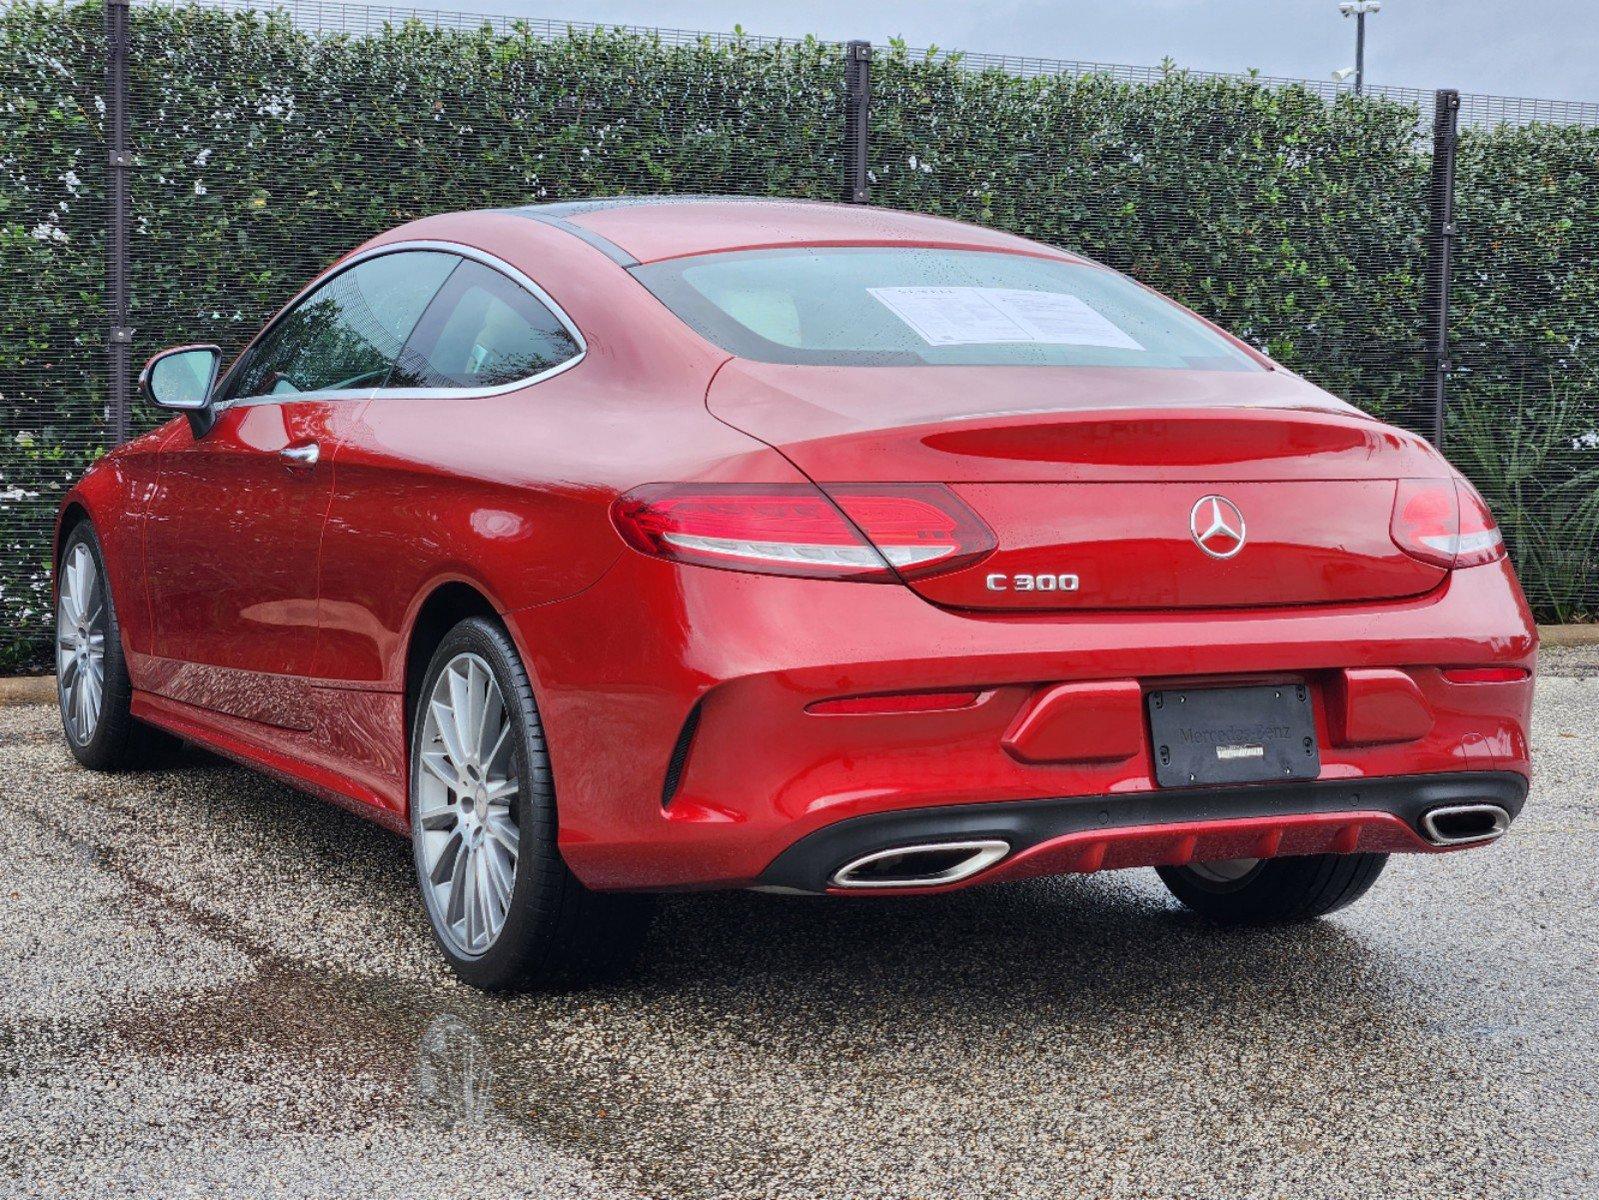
[55,197,1536,988]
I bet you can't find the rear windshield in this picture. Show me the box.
[633,247,1261,370]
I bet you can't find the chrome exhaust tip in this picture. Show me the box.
[1420,803,1511,846]
[829,839,1010,889]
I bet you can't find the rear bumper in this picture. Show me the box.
[509,552,1536,892]
[756,770,1529,895]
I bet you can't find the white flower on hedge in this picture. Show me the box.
[29,221,67,244]
[194,181,207,196]
[195,148,212,166]
[62,169,82,195]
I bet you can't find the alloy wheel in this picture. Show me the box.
[415,652,521,957]
[56,541,107,745]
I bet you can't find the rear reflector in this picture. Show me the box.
[1390,478,1505,570]
[1441,667,1530,684]
[611,483,993,582]
[807,690,983,715]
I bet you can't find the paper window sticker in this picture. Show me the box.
[868,286,1033,345]
[983,289,1144,350]
[869,286,1143,349]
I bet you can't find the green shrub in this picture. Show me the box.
[1449,360,1599,622]
[0,434,102,672]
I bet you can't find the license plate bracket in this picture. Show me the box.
[1147,683,1319,788]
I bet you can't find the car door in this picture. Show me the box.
[142,248,458,728]
[316,252,593,688]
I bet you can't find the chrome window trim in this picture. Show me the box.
[223,388,378,410]
[217,239,587,410]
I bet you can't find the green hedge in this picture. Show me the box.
[2,2,1595,670]
[1,2,106,668]
[1448,120,1599,618]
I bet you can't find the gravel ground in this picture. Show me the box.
[1539,642,1599,677]
[2,666,1596,1200]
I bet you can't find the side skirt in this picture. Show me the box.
[132,689,410,837]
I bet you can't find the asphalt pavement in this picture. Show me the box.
[2,658,1596,1199]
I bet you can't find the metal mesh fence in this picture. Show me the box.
[1,0,1595,669]
[1,2,106,666]
[920,46,1599,131]
[1446,92,1599,620]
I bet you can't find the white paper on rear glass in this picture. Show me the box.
[867,286,1143,350]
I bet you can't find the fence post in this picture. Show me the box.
[843,40,872,203]
[1423,88,1460,450]
[105,0,133,445]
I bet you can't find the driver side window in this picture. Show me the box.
[223,250,457,403]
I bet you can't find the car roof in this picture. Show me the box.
[498,195,1083,266]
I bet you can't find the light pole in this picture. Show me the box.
[1337,1,1381,95]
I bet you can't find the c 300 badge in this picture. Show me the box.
[984,572,1080,593]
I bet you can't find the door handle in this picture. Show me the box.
[280,442,320,468]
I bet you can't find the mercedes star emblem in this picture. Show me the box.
[1190,495,1246,559]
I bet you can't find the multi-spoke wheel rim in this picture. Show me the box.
[414,653,521,958]
[57,542,106,745]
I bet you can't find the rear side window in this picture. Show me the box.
[633,247,1261,371]
[388,260,581,389]
[224,250,456,401]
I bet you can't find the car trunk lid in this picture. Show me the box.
[706,362,1449,611]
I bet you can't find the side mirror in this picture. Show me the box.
[139,344,221,436]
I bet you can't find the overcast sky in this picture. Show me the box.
[422,0,1598,103]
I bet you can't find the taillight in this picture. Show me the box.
[830,485,996,578]
[1390,478,1505,569]
[1452,480,1506,567]
[610,483,994,582]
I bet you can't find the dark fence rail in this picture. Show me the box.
[2,0,1595,671]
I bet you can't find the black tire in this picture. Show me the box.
[55,522,174,772]
[1156,852,1388,924]
[409,616,655,991]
